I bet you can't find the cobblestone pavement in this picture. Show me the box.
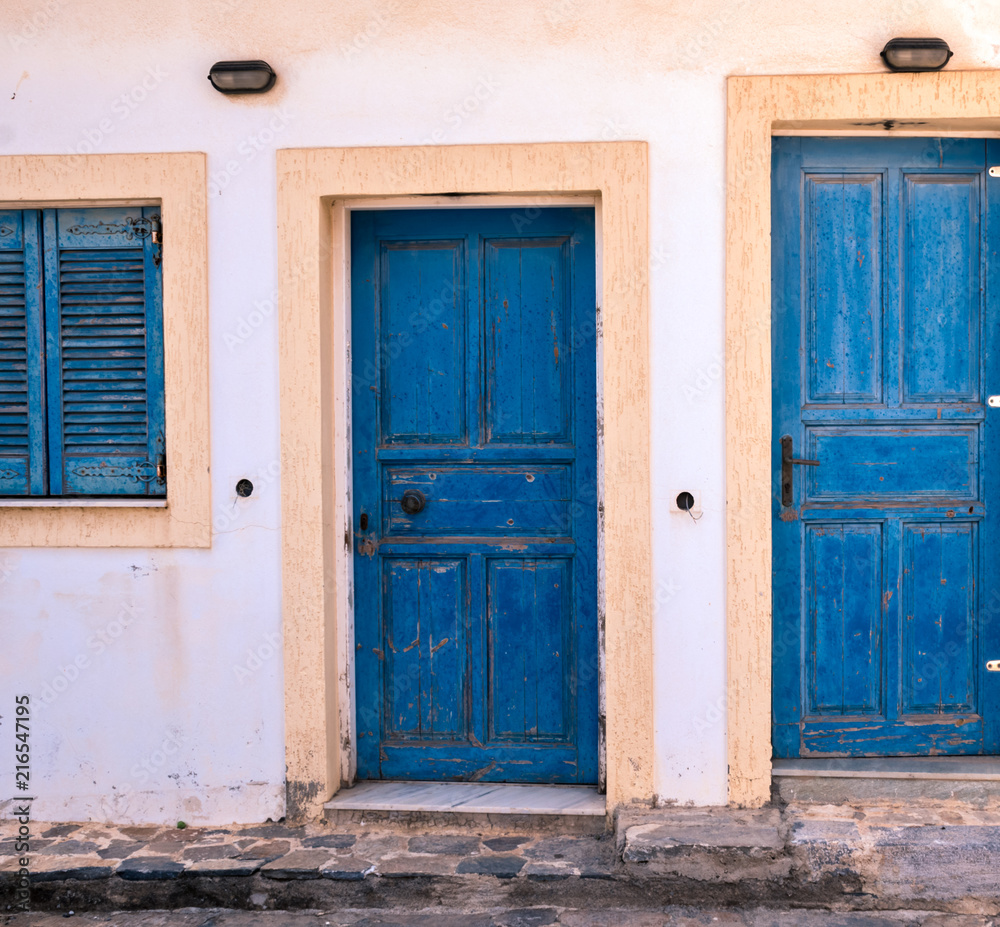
[4,908,1000,926]
[8,810,1000,915]
[0,821,613,882]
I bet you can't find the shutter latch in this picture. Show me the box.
[151,215,162,266]
[156,453,166,483]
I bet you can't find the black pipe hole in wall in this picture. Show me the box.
[676,491,695,512]
[236,479,254,497]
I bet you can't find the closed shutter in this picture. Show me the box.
[0,210,46,495]
[42,207,165,496]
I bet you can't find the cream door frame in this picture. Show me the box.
[726,71,1000,806]
[277,143,652,821]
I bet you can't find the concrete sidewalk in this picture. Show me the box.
[4,801,1000,915]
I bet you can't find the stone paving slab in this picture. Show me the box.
[259,850,336,880]
[183,858,265,877]
[24,855,114,882]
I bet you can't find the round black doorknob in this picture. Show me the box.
[401,489,426,514]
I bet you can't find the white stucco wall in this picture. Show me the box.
[0,0,994,823]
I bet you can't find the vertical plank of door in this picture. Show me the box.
[350,209,381,779]
[568,214,599,778]
[883,163,902,729]
[771,138,805,756]
[982,139,1000,752]
[468,551,486,752]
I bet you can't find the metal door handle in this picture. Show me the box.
[780,435,820,507]
[401,489,426,515]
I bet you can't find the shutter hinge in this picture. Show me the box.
[990,167,1000,178]
[156,453,166,483]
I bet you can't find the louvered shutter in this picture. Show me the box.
[42,207,165,496]
[0,210,46,495]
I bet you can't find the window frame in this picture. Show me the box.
[0,153,210,547]
[2,204,168,500]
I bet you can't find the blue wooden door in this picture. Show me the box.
[773,137,1000,757]
[352,207,598,782]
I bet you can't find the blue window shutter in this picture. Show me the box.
[42,207,165,496]
[0,210,46,495]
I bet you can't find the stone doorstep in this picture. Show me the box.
[619,804,1000,903]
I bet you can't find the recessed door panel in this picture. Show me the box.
[485,239,572,443]
[806,523,883,716]
[903,175,981,402]
[806,174,883,403]
[382,557,466,742]
[901,523,977,716]
[380,241,466,445]
[487,557,573,743]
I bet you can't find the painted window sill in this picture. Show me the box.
[0,498,167,508]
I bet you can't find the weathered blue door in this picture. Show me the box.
[773,137,1000,757]
[352,207,598,782]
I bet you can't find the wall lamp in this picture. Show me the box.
[208,60,276,94]
[880,37,953,72]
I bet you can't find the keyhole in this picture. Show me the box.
[360,513,368,531]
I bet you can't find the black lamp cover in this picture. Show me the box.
[208,60,276,94]
[880,37,953,72]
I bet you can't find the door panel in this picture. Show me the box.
[382,465,573,537]
[353,207,597,783]
[487,557,573,742]
[382,558,466,741]
[485,238,572,443]
[805,427,977,501]
[901,523,977,715]
[903,176,980,402]
[806,174,882,403]
[805,522,883,716]
[380,240,466,444]
[772,137,1000,758]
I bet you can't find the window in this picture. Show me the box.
[0,206,165,497]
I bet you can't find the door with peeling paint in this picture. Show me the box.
[772,137,1000,757]
[351,207,598,782]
